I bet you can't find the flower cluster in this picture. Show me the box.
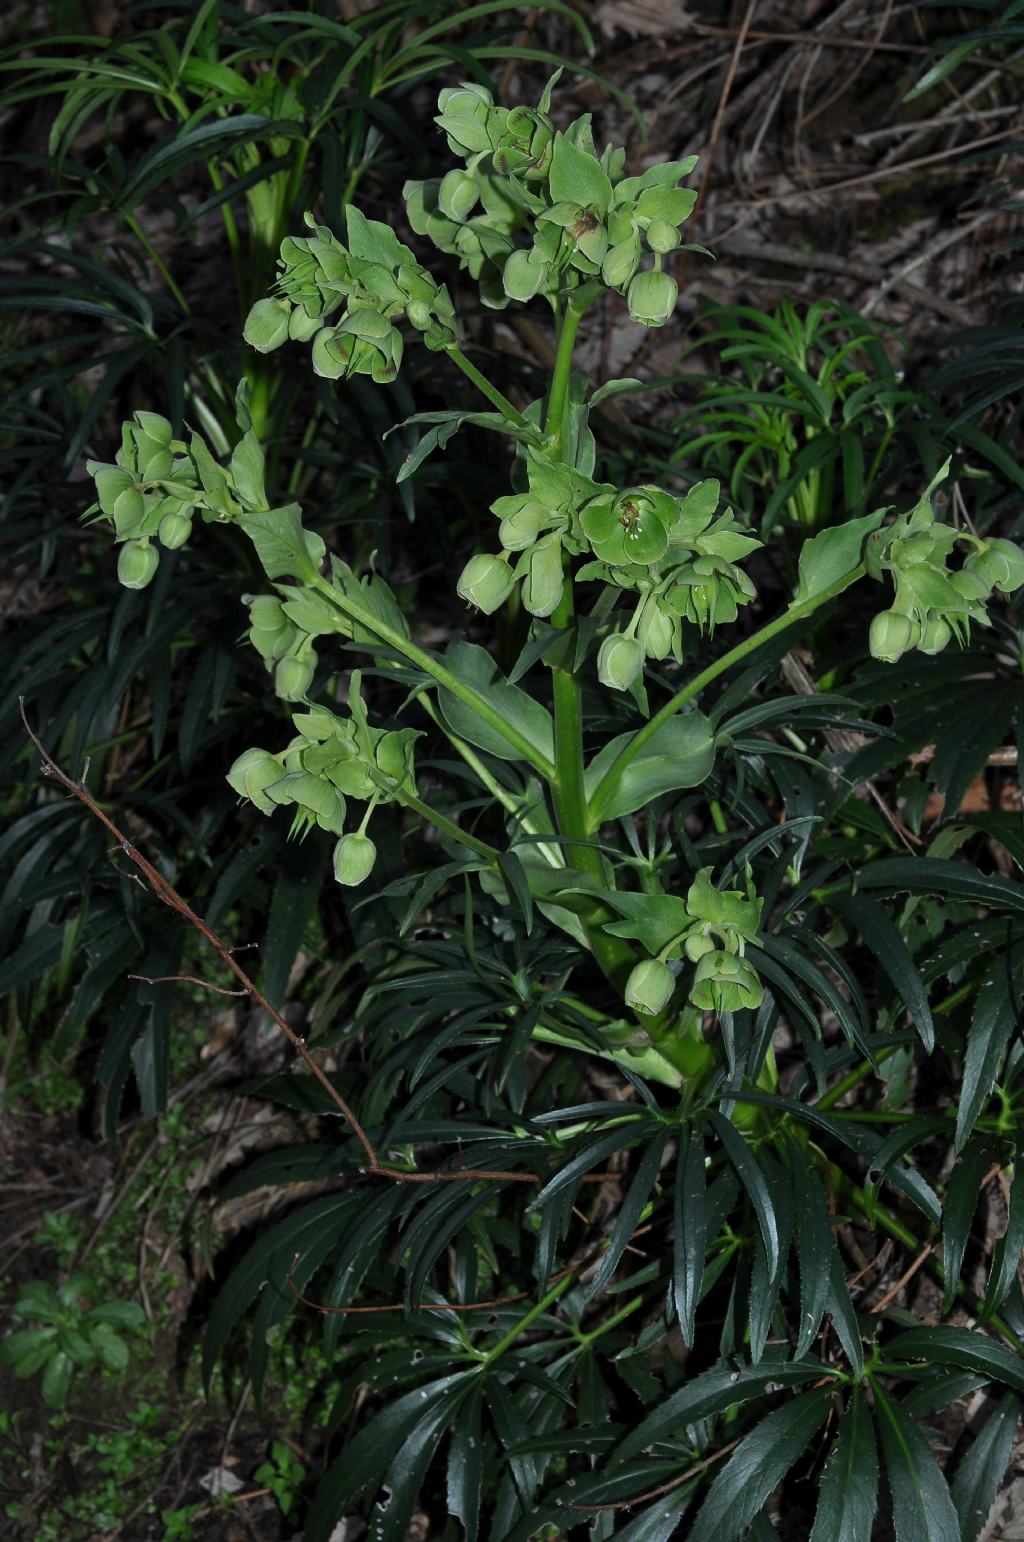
[405,77,700,319]
[456,449,604,618]
[865,462,1024,664]
[582,478,761,687]
[244,207,457,384]
[457,466,759,689]
[619,867,765,1019]
[243,583,347,703]
[226,678,418,886]
[85,406,268,591]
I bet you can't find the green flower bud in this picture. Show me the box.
[333,831,377,887]
[437,168,479,224]
[117,539,159,590]
[498,500,548,552]
[690,950,764,1015]
[275,654,315,702]
[597,632,644,692]
[626,268,678,328]
[869,609,915,664]
[918,615,952,655]
[457,553,515,614]
[637,600,674,659]
[248,595,286,631]
[895,533,936,566]
[158,510,191,550]
[602,237,640,290]
[522,537,564,617]
[289,307,322,342]
[243,297,291,353]
[503,248,547,303]
[225,747,283,814]
[624,959,675,1016]
[986,538,1024,592]
[267,770,346,834]
[405,299,433,330]
[435,84,494,156]
[644,219,680,255]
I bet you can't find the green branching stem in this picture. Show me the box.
[544,297,635,986]
[475,1270,576,1368]
[384,781,500,863]
[309,574,555,781]
[587,566,868,829]
[446,344,532,431]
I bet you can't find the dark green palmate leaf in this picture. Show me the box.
[686,1388,833,1542]
[304,1373,475,1542]
[810,1386,878,1542]
[614,1355,829,1466]
[829,892,935,1051]
[885,1327,1024,1396]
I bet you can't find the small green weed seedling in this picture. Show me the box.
[1,1276,146,1409]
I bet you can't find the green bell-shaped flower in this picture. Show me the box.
[437,168,480,224]
[626,268,678,328]
[502,247,549,303]
[869,608,916,664]
[966,539,1024,595]
[457,553,515,613]
[521,535,564,617]
[275,653,316,702]
[644,218,681,255]
[581,487,676,567]
[636,599,674,659]
[918,614,952,655]
[624,958,675,1016]
[333,831,377,887]
[690,950,764,1015]
[497,497,551,552]
[597,632,644,692]
[243,297,292,354]
[226,747,284,814]
[602,235,641,291]
[158,510,192,550]
[117,539,159,590]
[435,83,494,157]
[491,105,554,179]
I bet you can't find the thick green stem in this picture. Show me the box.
[588,566,867,829]
[310,575,555,781]
[446,344,532,432]
[544,302,583,449]
[543,301,634,986]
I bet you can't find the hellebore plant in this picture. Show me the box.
[84,75,1024,1541]
[86,72,1020,1083]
